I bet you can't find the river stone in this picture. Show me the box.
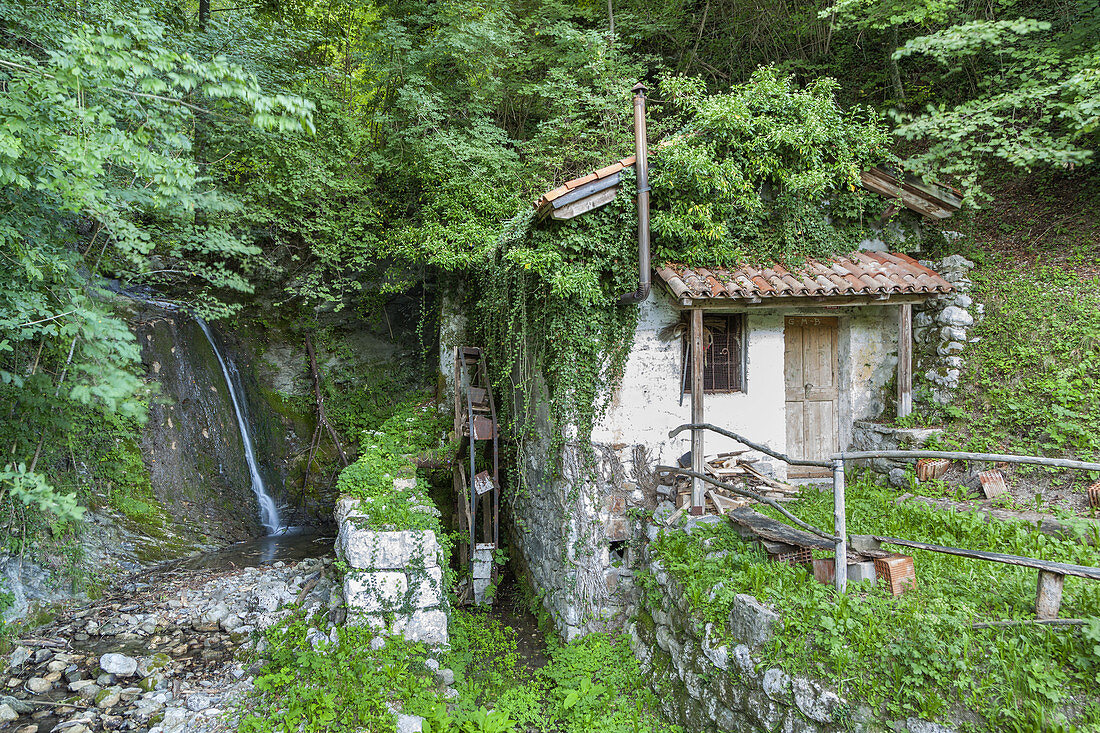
[99,653,138,677]
[937,306,973,327]
[1,695,33,714]
[940,254,974,270]
[396,713,425,733]
[7,647,30,669]
[186,693,213,712]
[201,603,229,626]
[160,706,192,733]
[0,703,17,723]
[95,688,121,708]
[220,614,243,633]
[26,677,51,693]
[136,654,170,679]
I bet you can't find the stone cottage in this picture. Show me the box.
[443,146,975,638]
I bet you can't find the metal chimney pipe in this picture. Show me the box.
[620,82,651,305]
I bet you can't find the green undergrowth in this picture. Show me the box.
[647,471,1100,731]
[335,396,453,532]
[237,604,680,733]
[429,609,682,733]
[238,616,444,733]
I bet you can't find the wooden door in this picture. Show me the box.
[785,317,838,478]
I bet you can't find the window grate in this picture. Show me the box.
[682,314,744,393]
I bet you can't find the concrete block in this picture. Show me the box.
[848,561,877,584]
[405,608,448,646]
[337,528,440,570]
[343,572,407,613]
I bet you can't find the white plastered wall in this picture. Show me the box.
[592,290,900,479]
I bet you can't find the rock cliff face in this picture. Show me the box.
[134,306,267,543]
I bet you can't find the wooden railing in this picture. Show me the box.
[664,424,1100,607]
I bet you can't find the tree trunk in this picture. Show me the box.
[887,26,906,109]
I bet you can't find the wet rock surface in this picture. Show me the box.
[1,550,336,733]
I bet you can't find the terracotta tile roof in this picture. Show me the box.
[656,252,953,303]
[534,155,636,211]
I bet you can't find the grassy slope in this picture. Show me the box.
[924,168,1100,514]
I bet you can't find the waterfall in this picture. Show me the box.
[195,317,282,535]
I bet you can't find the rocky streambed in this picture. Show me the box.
[0,536,337,733]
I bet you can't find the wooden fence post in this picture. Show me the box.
[833,458,847,593]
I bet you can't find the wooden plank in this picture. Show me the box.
[726,508,835,550]
[741,463,799,493]
[550,186,619,220]
[897,303,912,418]
[806,400,836,465]
[784,318,803,402]
[838,450,1100,472]
[1036,570,1065,620]
[664,504,688,526]
[549,172,620,209]
[833,459,848,591]
[875,536,1100,580]
[691,308,705,513]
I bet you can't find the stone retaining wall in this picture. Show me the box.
[334,486,448,646]
[849,421,944,485]
[627,554,957,733]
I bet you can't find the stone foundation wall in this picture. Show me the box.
[511,435,647,640]
[627,553,957,733]
[850,421,944,485]
[334,489,448,646]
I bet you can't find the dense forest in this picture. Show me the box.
[2,0,1097,532]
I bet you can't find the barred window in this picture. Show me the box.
[682,314,745,393]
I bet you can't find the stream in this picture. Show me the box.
[2,532,337,733]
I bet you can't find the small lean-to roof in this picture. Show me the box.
[534,155,637,216]
[534,159,962,221]
[657,252,953,305]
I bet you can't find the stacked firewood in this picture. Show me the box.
[659,450,801,518]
